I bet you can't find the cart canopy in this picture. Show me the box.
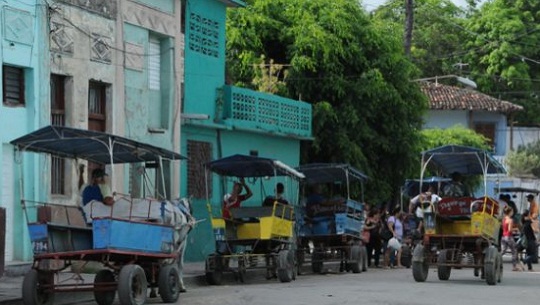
[421,145,506,176]
[296,163,368,184]
[10,125,186,164]
[206,154,304,179]
[402,176,451,197]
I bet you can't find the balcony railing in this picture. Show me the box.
[222,85,312,138]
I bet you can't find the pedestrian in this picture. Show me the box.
[500,207,521,271]
[520,210,536,272]
[384,207,404,268]
[364,208,382,268]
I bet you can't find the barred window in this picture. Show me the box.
[3,65,25,106]
[51,74,66,195]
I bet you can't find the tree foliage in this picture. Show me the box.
[226,0,428,204]
[505,141,540,178]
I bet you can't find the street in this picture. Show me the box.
[81,260,538,305]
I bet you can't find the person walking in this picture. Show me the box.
[501,207,521,271]
[520,210,537,272]
[364,208,382,268]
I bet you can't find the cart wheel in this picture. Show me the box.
[22,269,55,305]
[311,252,324,274]
[158,264,180,303]
[437,250,451,281]
[205,254,223,285]
[361,246,368,272]
[484,246,500,286]
[412,244,429,282]
[118,264,148,305]
[237,256,247,283]
[277,250,294,283]
[349,245,362,273]
[94,269,116,305]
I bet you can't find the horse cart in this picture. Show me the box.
[11,126,193,305]
[412,145,505,285]
[204,154,304,284]
[296,163,368,274]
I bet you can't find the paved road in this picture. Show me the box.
[72,261,539,305]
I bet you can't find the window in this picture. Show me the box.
[148,38,161,90]
[474,122,496,152]
[88,81,109,181]
[51,75,66,194]
[187,140,212,198]
[147,35,173,129]
[88,81,107,132]
[2,65,25,106]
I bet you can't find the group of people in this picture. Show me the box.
[500,193,539,272]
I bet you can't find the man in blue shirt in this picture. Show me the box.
[82,168,114,206]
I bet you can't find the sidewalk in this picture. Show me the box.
[0,261,207,305]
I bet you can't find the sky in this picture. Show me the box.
[362,0,483,11]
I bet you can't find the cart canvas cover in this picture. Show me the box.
[206,154,304,179]
[10,125,186,164]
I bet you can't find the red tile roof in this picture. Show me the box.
[420,82,523,114]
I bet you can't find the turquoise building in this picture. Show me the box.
[181,0,313,261]
[0,0,49,262]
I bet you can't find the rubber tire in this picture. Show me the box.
[158,264,180,303]
[22,269,55,305]
[349,245,362,273]
[94,269,116,305]
[277,250,294,283]
[412,244,429,282]
[205,254,223,285]
[437,250,451,281]
[361,246,368,272]
[311,252,323,274]
[484,246,499,286]
[118,265,148,305]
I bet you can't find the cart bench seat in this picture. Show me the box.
[230,205,294,221]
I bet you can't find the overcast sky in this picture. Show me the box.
[362,0,483,11]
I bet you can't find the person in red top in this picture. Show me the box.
[222,178,252,219]
[501,207,522,271]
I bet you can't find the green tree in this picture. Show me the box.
[464,0,540,125]
[505,141,540,178]
[226,0,427,204]
[371,0,471,78]
[420,125,490,151]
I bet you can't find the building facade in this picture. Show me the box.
[180,0,313,261]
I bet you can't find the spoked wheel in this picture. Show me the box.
[93,269,116,305]
[205,254,223,285]
[237,256,247,283]
[158,264,180,303]
[412,244,429,282]
[117,264,148,305]
[277,250,295,283]
[349,245,362,273]
[437,250,452,281]
[484,246,501,286]
[22,269,55,305]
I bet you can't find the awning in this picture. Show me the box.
[421,145,505,175]
[10,125,186,164]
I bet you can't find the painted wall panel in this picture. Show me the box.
[132,0,175,14]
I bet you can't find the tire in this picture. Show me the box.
[361,246,368,272]
[484,246,499,286]
[349,245,362,273]
[437,250,451,281]
[277,250,294,283]
[205,254,223,285]
[94,269,116,305]
[401,245,412,268]
[311,252,323,274]
[118,265,148,305]
[158,264,180,303]
[22,269,55,305]
[412,244,429,282]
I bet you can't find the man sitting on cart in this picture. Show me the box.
[441,172,469,198]
[263,182,289,206]
[82,168,115,206]
[222,177,252,219]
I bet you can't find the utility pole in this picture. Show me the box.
[404,0,414,57]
